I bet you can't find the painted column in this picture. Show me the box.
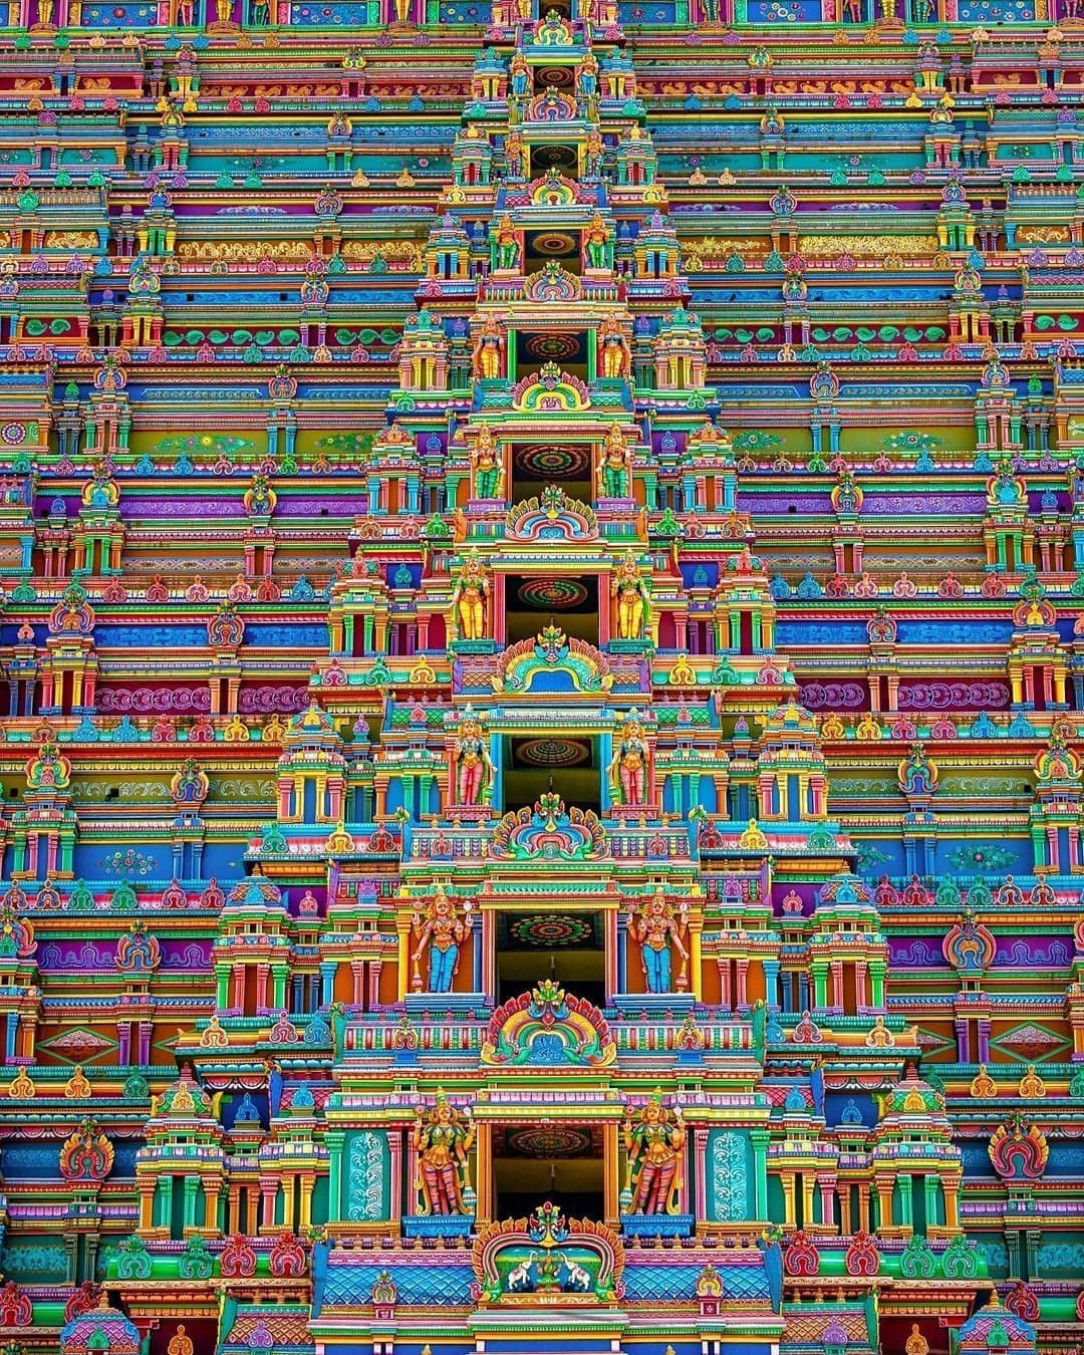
[326,1131,344,1223]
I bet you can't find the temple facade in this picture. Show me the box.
[0,0,1082,1353]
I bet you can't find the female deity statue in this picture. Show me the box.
[492,215,521,272]
[471,316,505,380]
[412,1091,475,1215]
[623,1091,685,1214]
[611,550,650,641]
[509,50,530,98]
[597,422,631,498]
[597,316,631,378]
[454,707,494,806]
[583,212,610,268]
[576,51,599,102]
[629,887,688,993]
[470,425,505,499]
[450,550,489,642]
[410,885,473,993]
[609,710,649,806]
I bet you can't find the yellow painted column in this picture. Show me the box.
[801,1173,816,1229]
[782,1172,796,1227]
[474,1121,492,1225]
[688,916,702,1001]
[397,913,411,1001]
[944,1178,960,1230]
[604,1122,620,1227]
[139,1181,155,1231]
[203,1180,220,1231]
[876,1179,893,1229]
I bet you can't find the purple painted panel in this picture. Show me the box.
[888,938,950,967]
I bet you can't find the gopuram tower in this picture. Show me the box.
[0,0,1081,1347]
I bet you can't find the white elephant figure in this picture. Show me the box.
[507,1257,535,1292]
[563,1260,592,1291]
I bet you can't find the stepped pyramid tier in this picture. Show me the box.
[0,0,1079,1351]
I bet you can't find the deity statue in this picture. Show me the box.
[470,425,505,499]
[509,50,530,98]
[454,707,494,806]
[584,131,605,179]
[629,887,688,993]
[412,1090,475,1215]
[611,550,650,641]
[583,212,610,269]
[505,130,525,178]
[410,885,474,992]
[597,422,632,497]
[450,549,490,642]
[576,51,599,101]
[597,316,631,379]
[609,710,649,806]
[471,316,505,380]
[623,1090,685,1214]
[493,215,521,272]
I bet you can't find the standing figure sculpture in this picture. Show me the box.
[597,422,632,498]
[576,51,599,107]
[454,707,494,806]
[611,550,650,641]
[630,887,688,993]
[505,130,525,178]
[509,50,530,98]
[583,213,612,270]
[493,215,521,272]
[598,316,630,378]
[471,316,506,380]
[623,1090,685,1214]
[411,885,473,992]
[412,1090,475,1215]
[470,425,505,500]
[609,710,649,806]
[450,549,490,642]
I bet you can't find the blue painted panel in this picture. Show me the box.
[824,1092,876,1128]
[323,1259,473,1305]
[619,1,680,19]
[82,1,158,22]
[113,1142,142,1176]
[247,624,329,646]
[1,1143,61,1179]
[95,626,208,646]
[776,621,868,645]
[290,0,373,20]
